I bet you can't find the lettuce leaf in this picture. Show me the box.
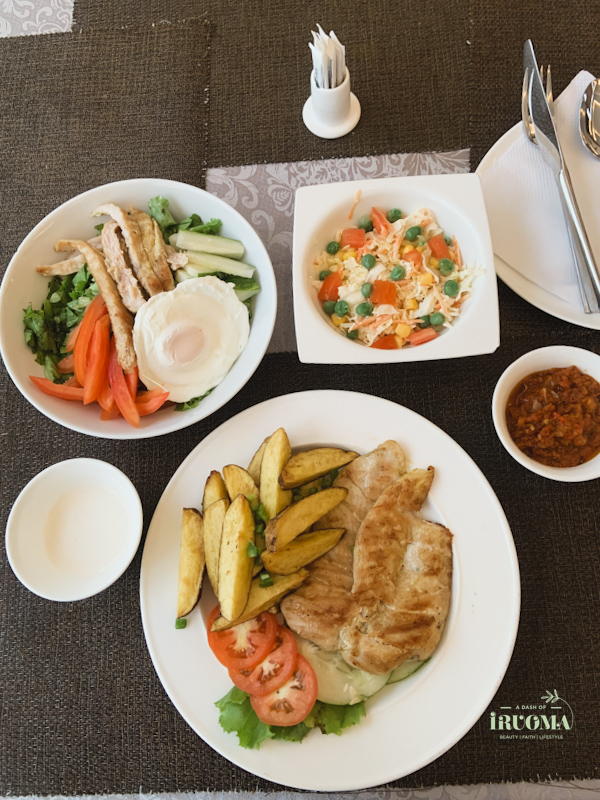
[215,688,366,750]
[148,195,222,241]
[174,387,214,412]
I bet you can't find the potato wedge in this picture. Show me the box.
[203,497,229,593]
[211,569,309,631]
[260,528,344,575]
[260,428,293,519]
[217,494,255,620]
[223,464,259,503]
[248,436,270,487]
[279,448,359,489]
[203,470,228,512]
[265,487,347,552]
[176,508,205,618]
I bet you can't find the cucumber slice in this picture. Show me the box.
[174,230,245,259]
[184,250,255,279]
[386,659,428,684]
[175,268,191,283]
[234,287,260,302]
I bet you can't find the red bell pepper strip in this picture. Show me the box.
[428,234,451,261]
[407,328,439,346]
[30,375,84,401]
[370,280,397,305]
[100,405,121,421]
[370,207,391,236]
[108,339,140,428]
[97,372,115,412]
[318,271,342,302]
[73,295,107,385]
[83,315,111,405]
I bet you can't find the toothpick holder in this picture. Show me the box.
[302,67,361,139]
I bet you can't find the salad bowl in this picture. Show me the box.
[293,173,499,364]
[0,178,277,439]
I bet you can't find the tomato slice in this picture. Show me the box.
[370,207,391,236]
[428,234,451,260]
[30,376,84,401]
[108,339,140,427]
[207,606,278,670]
[229,627,297,696]
[403,249,423,267]
[125,366,139,399]
[407,328,439,346]
[250,654,318,726]
[370,280,396,305]
[136,389,170,416]
[83,315,110,405]
[73,295,106,386]
[340,228,365,249]
[318,270,342,302]
[370,334,398,349]
[57,354,75,373]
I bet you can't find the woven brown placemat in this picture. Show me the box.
[0,20,211,277]
[73,0,469,167]
[469,0,600,167]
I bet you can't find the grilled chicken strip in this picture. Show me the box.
[127,209,174,292]
[101,221,146,313]
[152,218,175,290]
[339,514,452,675]
[36,253,86,276]
[280,441,407,651]
[55,239,137,374]
[91,204,163,297]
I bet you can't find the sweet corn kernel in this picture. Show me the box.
[331,314,348,327]
[429,257,439,268]
[395,335,405,348]
[404,298,419,311]
[395,323,412,338]
[341,248,358,261]
[419,272,435,286]
[416,245,426,253]
[402,244,415,254]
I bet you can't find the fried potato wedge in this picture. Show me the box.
[203,470,228,512]
[223,464,259,503]
[176,508,205,618]
[261,528,345,575]
[248,437,270,487]
[279,448,359,489]
[217,494,255,621]
[265,487,348,552]
[211,569,309,631]
[203,497,229,593]
[260,428,293,519]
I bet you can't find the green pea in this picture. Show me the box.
[361,254,376,270]
[326,241,340,255]
[321,474,333,488]
[429,311,445,326]
[418,315,431,329]
[356,302,374,317]
[307,487,319,495]
[358,214,374,232]
[330,468,339,480]
[438,258,454,276]
[292,490,303,502]
[443,280,459,297]
[405,225,422,241]
[175,618,187,629]
[361,282,373,298]
[319,269,331,281]
[390,265,406,281]
[346,329,359,340]
[334,300,349,316]
[444,235,453,246]
[387,208,402,223]
[323,300,336,315]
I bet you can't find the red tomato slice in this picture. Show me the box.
[100,404,121,421]
[73,295,107,386]
[370,334,398,350]
[207,605,278,670]
[250,654,318,726]
[318,270,342,302]
[229,627,297,696]
[428,234,451,260]
[65,321,82,353]
[340,228,365,248]
[370,207,391,236]
[403,249,423,267]
[83,315,110,405]
[136,389,170,416]
[370,280,397,305]
[57,354,75,374]
[108,339,140,428]
[125,366,139,399]
[30,376,84,401]
[408,328,439,346]
[97,371,115,412]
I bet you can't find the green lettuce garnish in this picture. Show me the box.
[23,265,98,383]
[174,387,214,412]
[148,195,222,242]
[215,686,366,750]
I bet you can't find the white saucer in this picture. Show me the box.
[302,93,361,139]
[477,123,600,330]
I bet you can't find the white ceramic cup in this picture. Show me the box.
[303,68,361,139]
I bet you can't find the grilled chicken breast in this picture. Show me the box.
[101,221,146,313]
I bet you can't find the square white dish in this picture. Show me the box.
[292,173,499,364]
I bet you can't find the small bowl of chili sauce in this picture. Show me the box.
[492,346,600,481]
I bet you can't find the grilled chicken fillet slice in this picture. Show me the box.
[127,208,174,292]
[101,221,146,313]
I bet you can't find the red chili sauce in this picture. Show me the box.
[505,365,600,468]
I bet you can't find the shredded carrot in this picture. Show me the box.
[453,235,463,268]
[456,292,471,306]
[348,189,361,219]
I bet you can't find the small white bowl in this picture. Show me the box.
[492,346,600,482]
[6,459,143,601]
[0,178,276,439]
[292,173,499,364]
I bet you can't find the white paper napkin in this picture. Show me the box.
[480,70,600,310]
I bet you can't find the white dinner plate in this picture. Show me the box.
[139,390,520,791]
[477,123,600,330]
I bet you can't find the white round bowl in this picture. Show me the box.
[492,345,600,482]
[0,178,276,439]
[6,458,143,601]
